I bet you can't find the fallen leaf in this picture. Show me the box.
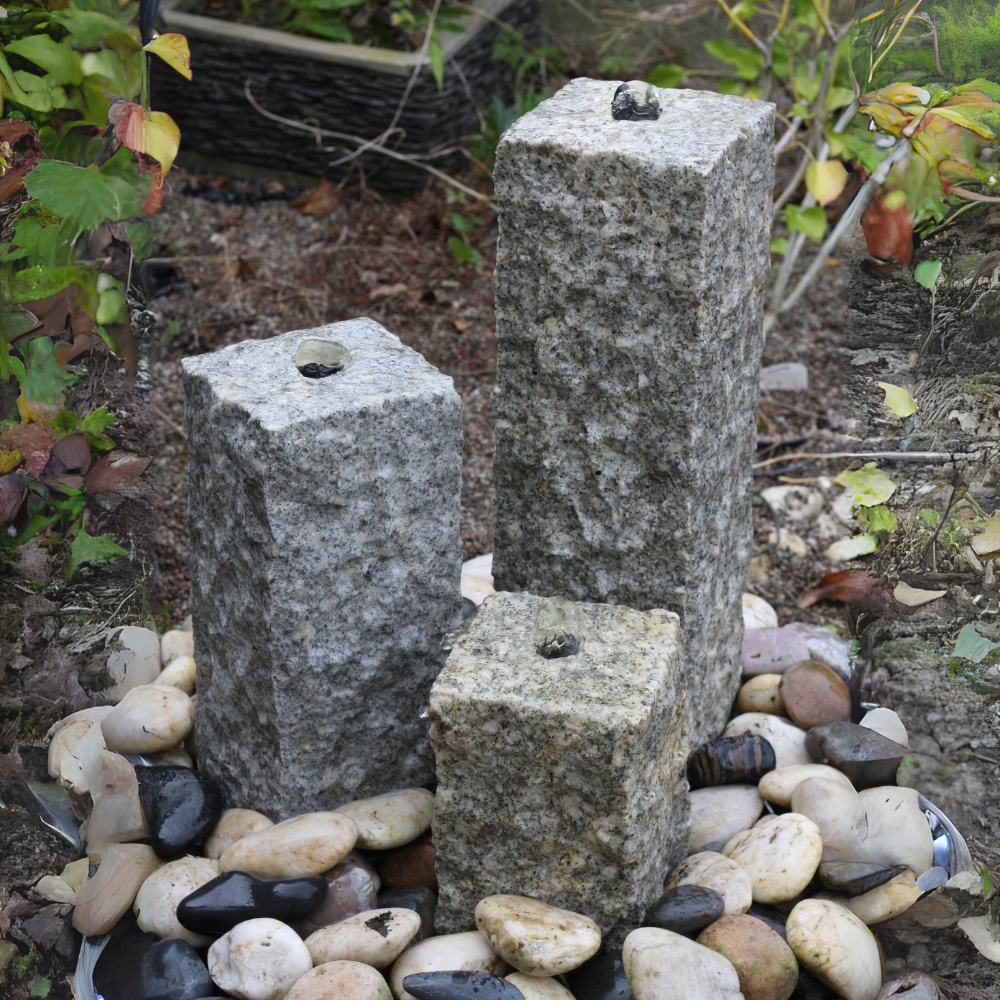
[42,433,92,477]
[893,581,947,607]
[293,178,339,217]
[797,569,882,608]
[835,462,897,507]
[0,422,54,477]
[825,533,878,562]
[452,318,471,333]
[83,450,150,493]
[0,471,28,527]
[67,526,127,579]
[953,622,1000,663]
[370,283,409,301]
[876,382,917,418]
[0,449,21,474]
[971,513,1000,556]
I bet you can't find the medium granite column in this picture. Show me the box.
[183,319,463,818]
[491,80,774,745]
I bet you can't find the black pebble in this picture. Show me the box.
[564,952,634,1000]
[687,735,776,789]
[805,723,908,789]
[93,932,215,1000]
[817,860,909,896]
[747,904,788,939]
[377,885,437,943]
[402,971,525,1000]
[644,884,725,935]
[134,765,225,858]
[177,870,327,937]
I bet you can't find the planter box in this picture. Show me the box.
[153,0,538,190]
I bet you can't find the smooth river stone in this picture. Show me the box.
[690,785,764,853]
[737,676,786,717]
[644,886,724,934]
[101,684,194,754]
[778,662,851,730]
[83,746,150,848]
[723,714,811,770]
[622,927,742,1000]
[816,861,908,896]
[665,853,752,916]
[844,870,922,925]
[390,931,508,1000]
[334,788,434,850]
[203,807,274,859]
[403,972,525,1000]
[134,855,221,948]
[92,933,214,1000]
[857,786,934,875]
[155,655,197,694]
[723,814,822,904]
[296,858,381,937]
[161,628,195,665]
[859,707,909,748]
[506,972,575,1000]
[177,870,328,936]
[378,886,437,944]
[380,840,437,890]
[696,914,799,1000]
[741,625,851,680]
[73,843,162,936]
[306,908,422,968]
[805,723,907,790]
[135,764,225,857]
[285,961,393,1000]
[687,736,776,790]
[785,899,882,1000]
[209,917,313,1000]
[790,777,867,862]
[757,765,853,808]
[564,953,633,1000]
[219,811,359,878]
[48,709,113,795]
[475,895,602,976]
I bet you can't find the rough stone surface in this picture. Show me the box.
[183,319,464,817]
[490,79,774,745]
[430,591,689,947]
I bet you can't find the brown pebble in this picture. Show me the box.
[697,914,799,1000]
[379,841,437,890]
[738,675,786,716]
[284,960,391,999]
[779,660,851,730]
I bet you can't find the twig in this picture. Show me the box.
[774,116,803,157]
[753,450,968,469]
[711,0,770,54]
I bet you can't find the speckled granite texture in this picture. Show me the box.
[490,80,774,746]
[430,591,690,946]
[183,319,463,818]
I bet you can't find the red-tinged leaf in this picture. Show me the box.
[0,471,28,528]
[109,101,181,175]
[0,422,54,478]
[42,433,92,477]
[797,570,884,609]
[140,158,164,215]
[144,32,192,81]
[862,196,913,264]
[83,450,151,493]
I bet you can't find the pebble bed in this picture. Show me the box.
[37,564,971,1000]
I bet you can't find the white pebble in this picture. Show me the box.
[154,655,197,695]
[161,628,194,666]
[209,918,313,1000]
[305,908,421,969]
[859,707,909,747]
[791,776,867,862]
[742,594,778,630]
[845,870,922,925]
[757,764,854,808]
[474,895,601,977]
[106,626,162,701]
[786,899,882,1000]
[858,786,934,875]
[724,813,822,904]
[664,852,751,916]
[506,973,576,1000]
[723,713,812,768]
[390,931,507,1000]
[101,684,194,754]
[333,788,433,850]
[47,709,113,795]
[690,786,763,853]
[622,926,742,1000]
[134,856,220,947]
[204,808,275,860]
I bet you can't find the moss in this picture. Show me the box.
[962,372,1000,397]
[872,640,924,663]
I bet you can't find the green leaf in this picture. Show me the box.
[79,407,116,450]
[96,288,126,325]
[429,33,444,91]
[51,9,141,50]
[718,79,745,97]
[835,462,897,507]
[3,509,62,549]
[825,86,856,111]
[11,266,90,303]
[785,204,827,243]
[913,259,942,290]
[974,864,993,894]
[68,526,127,579]
[918,508,940,527]
[647,64,687,89]
[448,236,482,265]
[27,975,51,998]
[450,213,482,233]
[126,221,152,261]
[770,236,788,255]
[51,409,80,439]
[704,39,764,81]
[23,150,147,243]
[953,622,1000,664]
[14,337,78,404]
[5,36,83,87]
[857,504,897,533]
[876,382,917,418]
[0,50,31,102]
[293,16,353,41]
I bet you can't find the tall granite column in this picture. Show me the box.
[491,80,774,745]
[183,319,463,817]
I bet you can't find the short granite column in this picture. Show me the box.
[491,80,774,745]
[183,318,463,818]
[430,592,690,946]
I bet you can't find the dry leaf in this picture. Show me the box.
[825,533,878,562]
[370,283,409,301]
[0,449,21,474]
[83,450,151,493]
[293,178,339,217]
[893,581,947,607]
[452,318,471,333]
[797,569,884,609]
